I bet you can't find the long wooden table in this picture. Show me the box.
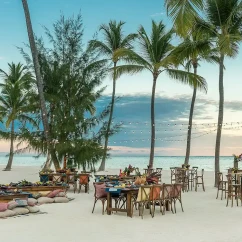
[106,188,138,217]
[17,185,68,194]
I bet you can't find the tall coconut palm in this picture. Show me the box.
[21,0,60,170]
[114,20,207,168]
[173,34,218,165]
[194,0,242,185]
[0,63,36,171]
[89,20,137,171]
[165,0,242,185]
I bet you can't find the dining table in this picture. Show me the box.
[106,187,139,217]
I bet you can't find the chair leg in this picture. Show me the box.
[180,199,184,212]
[202,178,205,191]
[102,200,106,215]
[216,186,219,199]
[174,200,177,213]
[78,184,81,193]
[92,199,97,213]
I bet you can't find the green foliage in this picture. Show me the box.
[18,12,120,170]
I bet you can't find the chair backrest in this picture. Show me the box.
[217,172,223,183]
[93,182,106,198]
[162,184,173,199]
[150,184,162,201]
[52,175,62,183]
[79,174,89,185]
[192,167,198,176]
[66,174,76,183]
[201,169,204,176]
[172,184,182,198]
[136,185,152,202]
[156,168,162,173]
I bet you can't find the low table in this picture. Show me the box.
[106,188,138,217]
[16,185,68,193]
[0,194,28,203]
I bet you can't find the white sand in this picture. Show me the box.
[0,166,242,242]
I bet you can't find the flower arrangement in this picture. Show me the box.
[231,167,239,173]
[124,165,136,175]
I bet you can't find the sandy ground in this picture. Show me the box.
[0,166,242,242]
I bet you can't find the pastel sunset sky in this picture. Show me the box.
[0,0,241,156]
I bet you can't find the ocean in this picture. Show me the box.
[0,154,238,172]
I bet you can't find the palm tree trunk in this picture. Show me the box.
[214,54,224,187]
[4,120,15,171]
[184,66,197,165]
[21,0,60,171]
[98,62,117,171]
[149,74,157,169]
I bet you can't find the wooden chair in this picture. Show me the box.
[156,168,162,182]
[195,169,205,192]
[216,172,227,200]
[171,184,184,213]
[175,168,188,192]
[161,184,174,215]
[132,185,152,219]
[79,174,89,193]
[150,184,163,217]
[92,182,107,215]
[52,175,62,184]
[66,174,77,193]
[170,167,177,184]
[226,174,241,207]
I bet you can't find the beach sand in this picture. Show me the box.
[0,166,241,242]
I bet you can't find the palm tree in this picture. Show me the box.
[21,0,60,170]
[0,63,35,171]
[89,20,137,171]
[194,0,242,185]
[114,20,207,168]
[173,33,218,165]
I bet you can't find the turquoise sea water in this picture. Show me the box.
[0,154,239,171]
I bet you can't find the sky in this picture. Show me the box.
[0,0,241,156]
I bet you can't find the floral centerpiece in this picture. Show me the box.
[231,167,239,173]
[182,164,190,169]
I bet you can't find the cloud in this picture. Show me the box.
[95,94,242,155]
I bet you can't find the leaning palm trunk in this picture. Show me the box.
[43,153,52,170]
[184,66,197,165]
[98,63,117,171]
[214,54,224,187]
[149,75,157,169]
[22,0,60,170]
[4,120,15,171]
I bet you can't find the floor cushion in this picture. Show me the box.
[26,206,40,213]
[8,201,18,210]
[12,207,29,215]
[0,210,16,218]
[47,189,63,198]
[37,197,54,205]
[54,197,69,203]
[0,203,8,212]
[27,198,38,206]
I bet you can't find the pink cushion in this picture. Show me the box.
[47,189,64,198]
[0,203,8,212]
[95,183,107,198]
